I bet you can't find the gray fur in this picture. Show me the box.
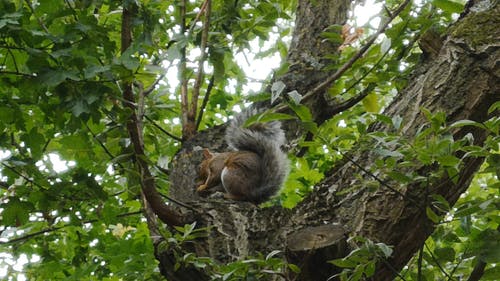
[225,107,290,203]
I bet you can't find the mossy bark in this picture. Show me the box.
[159,0,499,280]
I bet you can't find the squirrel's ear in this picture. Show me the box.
[203,148,213,159]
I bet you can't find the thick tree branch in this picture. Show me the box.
[121,2,184,227]
[163,1,498,280]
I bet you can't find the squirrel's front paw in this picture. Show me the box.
[196,184,208,192]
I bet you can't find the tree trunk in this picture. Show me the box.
[160,0,499,280]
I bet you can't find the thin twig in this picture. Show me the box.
[417,245,424,281]
[158,192,197,212]
[179,0,191,140]
[1,211,142,245]
[144,115,182,142]
[196,74,215,130]
[295,84,374,157]
[7,48,19,73]
[379,257,408,281]
[143,74,165,97]
[187,0,210,36]
[311,0,410,96]
[328,83,375,114]
[448,243,468,280]
[0,71,37,78]
[63,0,79,21]
[140,189,162,242]
[84,123,125,170]
[1,163,45,190]
[424,243,457,281]
[191,0,211,129]
[24,0,50,34]
[319,139,424,210]
[276,0,412,113]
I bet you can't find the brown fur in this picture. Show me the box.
[197,149,262,202]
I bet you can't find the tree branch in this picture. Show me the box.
[424,243,456,280]
[196,74,215,130]
[187,0,210,36]
[121,2,184,226]
[301,0,411,103]
[191,0,211,128]
[466,260,487,281]
[179,0,193,140]
[84,123,125,170]
[24,0,50,34]
[1,163,45,190]
[144,114,182,142]
[1,211,142,245]
[0,71,37,78]
[143,74,165,97]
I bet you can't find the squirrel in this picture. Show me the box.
[196,108,289,204]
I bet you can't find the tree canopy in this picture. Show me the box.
[0,0,498,280]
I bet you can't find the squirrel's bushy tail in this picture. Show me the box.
[225,107,289,203]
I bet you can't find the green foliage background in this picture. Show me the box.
[0,0,498,280]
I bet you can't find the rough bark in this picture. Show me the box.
[159,0,499,280]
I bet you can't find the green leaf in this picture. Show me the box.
[72,99,90,117]
[437,155,460,167]
[387,171,412,183]
[433,0,464,13]
[483,266,500,280]
[301,121,319,134]
[288,263,301,273]
[426,207,441,223]
[375,114,392,125]
[430,194,450,212]
[365,261,376,277]
[362,93,380,113]
[375,148,404,158]
[282,192,302,209]
[474,229,500,263]
[2,198,34,226]
[288,103,313,122]
[434,247,455,262]
[329,258,355,268]
[376,243,393,258]
[450,119,485,129]
[43,70,68,86]
[321,31,343,44]
[0,106,15,124]
[21,128,46,159]
[488,101,500,114]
